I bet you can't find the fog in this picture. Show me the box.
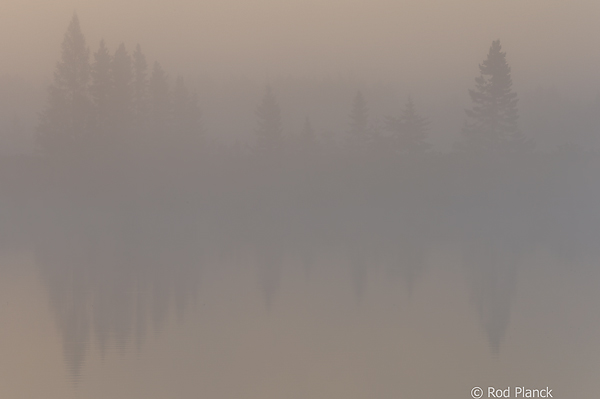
[0,2,600,398]
[3,1,600,87]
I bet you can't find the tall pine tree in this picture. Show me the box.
[459,40,531,154]
[37,13,91,160]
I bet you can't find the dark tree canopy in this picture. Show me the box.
[459,40,531,154]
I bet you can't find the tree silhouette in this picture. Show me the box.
[87,39,115,163]
[148,62,170,133]
[459,40,531,154]
[172,75,204,156]
[347,90,373,153]
[254,85,283,156]
[385,96,431,156]
[132,44,149,128]
[110,43,133,130]
[90,39,112,133]
[37,13,91,161]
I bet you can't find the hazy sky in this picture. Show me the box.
[2,0,600,93]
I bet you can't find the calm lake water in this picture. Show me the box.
[1,214,598,399]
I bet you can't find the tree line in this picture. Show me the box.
[37,14,539,170]
[37,14,203,169]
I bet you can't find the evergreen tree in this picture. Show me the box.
[111,43,133,129]
[172,75,191,130]
[459,40,531,154]
[148,61,170,133]
[37,13,91,159]
[89,39,112,132]
[385,96,431,155]
[172,75,203,152]
[255,85,283,155]
[347,90,371,152]
[132,44,148,127]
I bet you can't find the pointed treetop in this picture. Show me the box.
[149,61,169,95]
[460,39,529,154]
[347,90,371,151]
[91,39,111,77]
[90,39,113,120]
[55,12,90,92]
[133,44,147,73]
[255,84,283,154]
[385,95,430,155]
[148,61,170,127]
[113,43,132,78]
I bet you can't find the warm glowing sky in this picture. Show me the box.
[2,0,600,93]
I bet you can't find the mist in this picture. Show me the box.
[0,2,599,398]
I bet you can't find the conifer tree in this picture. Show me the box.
[347,90,371,152]
[148,62,170,133]
[255,85,283,155]
[90,39,112,132]
[132,44,148,127]
[111,43,133,129]
[385,96,431,155]
[459,40,531,154]
[172,75,203,150]
[172,75,191,131]
[37,13,91,159]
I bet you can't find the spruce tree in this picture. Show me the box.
[460,40,530,154]
[385,96,431,155]
[172,75,191,131]
[148,62,170,133]
[37,13,91,160]
[255,85,283,155]
[111,43,133,129]
[132,44,148,127]
[347,90,369,151]
[172,75,203,152]
[90,39,112,132]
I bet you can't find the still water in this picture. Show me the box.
[0,208,599,398]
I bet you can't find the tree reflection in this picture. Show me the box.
[2,148,594,379]
[32,197,203,381]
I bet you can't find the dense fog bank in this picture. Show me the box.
[0,14,599,389]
